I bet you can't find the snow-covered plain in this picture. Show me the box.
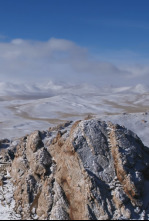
[0,82,149,146]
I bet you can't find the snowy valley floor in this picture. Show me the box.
[0,82,149,146]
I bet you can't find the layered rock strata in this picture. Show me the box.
[0,119,149,220]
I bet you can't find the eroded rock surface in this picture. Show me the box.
[1,119,149,220]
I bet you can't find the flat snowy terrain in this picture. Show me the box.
[0,82,149,146]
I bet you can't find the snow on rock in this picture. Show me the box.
[0,119,148,220]
[0,164,20,220]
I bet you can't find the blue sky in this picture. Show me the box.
[1,0,149,52]
[0,0,149,86]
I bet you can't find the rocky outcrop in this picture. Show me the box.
[1,119,149,220]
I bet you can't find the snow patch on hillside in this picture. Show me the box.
[0,81,148,144]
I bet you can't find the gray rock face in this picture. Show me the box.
[1,119,149,220]
[27,131,44,153]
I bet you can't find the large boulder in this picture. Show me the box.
[4,119,149,220]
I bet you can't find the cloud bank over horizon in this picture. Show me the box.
[0,37,149,87]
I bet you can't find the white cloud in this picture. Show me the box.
[0,38,148,86]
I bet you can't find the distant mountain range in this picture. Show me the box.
[0,81,149,99]
[0,81,148,140]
